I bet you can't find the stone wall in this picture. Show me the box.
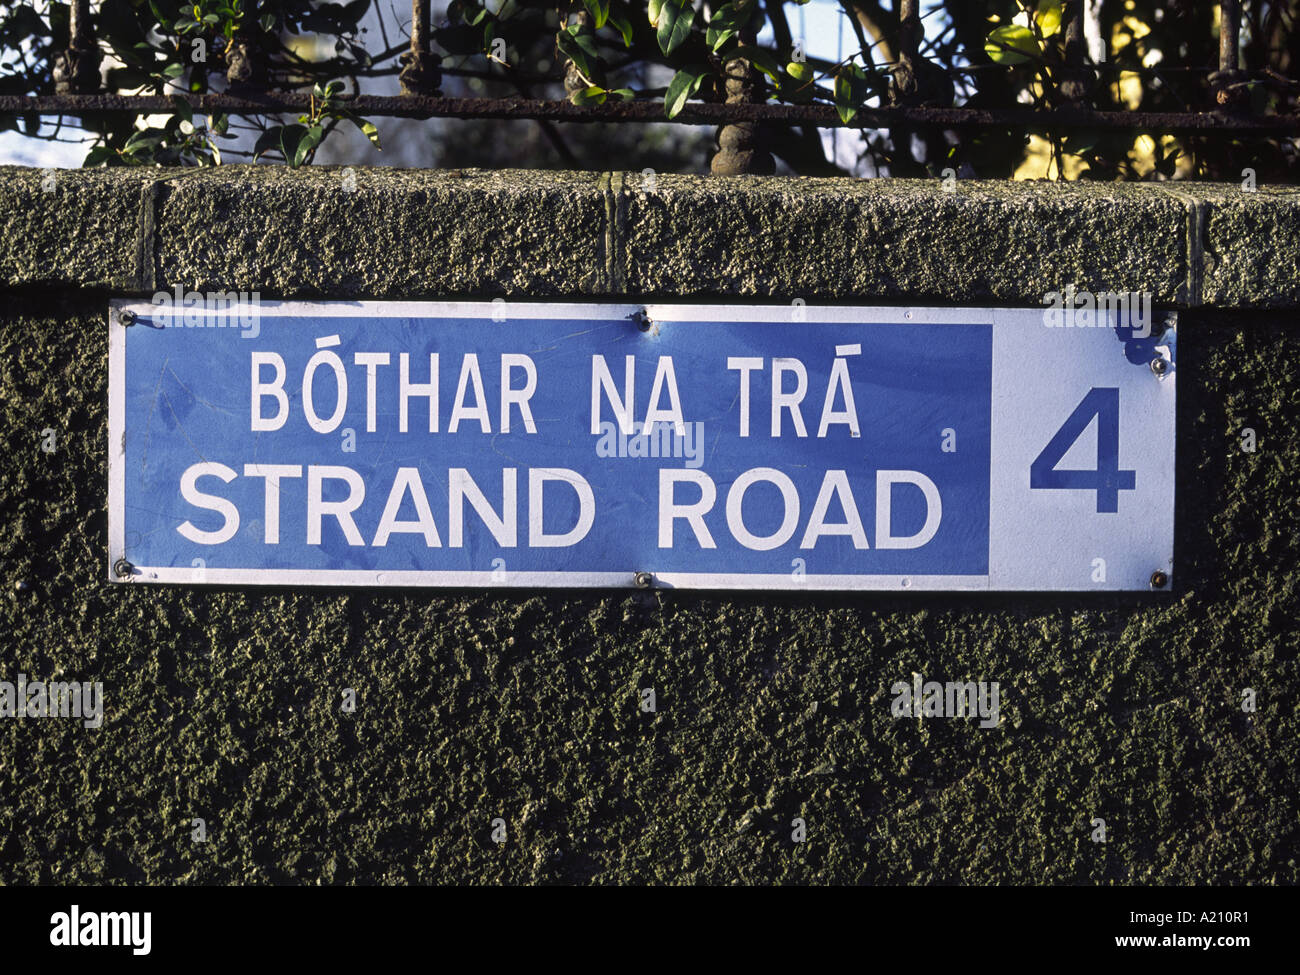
[1,167,1295,883]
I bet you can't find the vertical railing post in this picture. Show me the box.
[888,0,950,176]
[711,16,774,175]
[1214,0,1245,109]
[892,0,921,101]
[1059,0,1091,106]
[401,0,442,95]
[53,0,101,94]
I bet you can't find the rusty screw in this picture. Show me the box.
[113,558,133,578]
[1150,570,1168,589]
[634,571,652,589]
[118,309,136,327]
[1150,356,1168,376]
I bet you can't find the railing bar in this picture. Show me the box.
[6,94,1299,133]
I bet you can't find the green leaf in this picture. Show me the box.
[123,131,165,160]
[608,87,636,101]
[657,4,695,56]
[253,126,280,162]
[784,60,815,101]
[709,3,739,26]
[83,146,115,167]
[169,95,193,123]
[706,27,735,53]
[786,61,812,83]
[149,0,172,30]
[583,0,610,29]
[706,3,741,52]
[557,27,600,80]
[277,123,308,165]
[259,12,276,31]
[733,44,781,82]
[985,24,1038,64]
[647,0,664,28]
[655,5,676,53]
[834,83,855,124]
[352,117,382,149]
[1035,0,1063,37]
[834,65,867,125]
[664,66,707,119]
[566,23,600,52]
[556,30,585,77]
[607,12,634,47]
[293,125,323,167]
[569,85,607,106]
[1063,131,1096,155]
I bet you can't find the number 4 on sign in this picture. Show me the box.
[1030,388,1136,513]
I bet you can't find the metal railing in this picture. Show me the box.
[7,1,1299,172]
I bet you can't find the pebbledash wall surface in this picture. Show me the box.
[1,165,1298,884]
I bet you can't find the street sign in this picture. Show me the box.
[108,300,1175,590]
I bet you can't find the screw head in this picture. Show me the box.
[634,571,652,589]
[113,558,133,579]
[1150,570,1169,589]
[1150,356,1168,375]
[634,310,651,332]
[118,309,136,327]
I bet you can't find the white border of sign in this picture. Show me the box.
[108,300,1175,591]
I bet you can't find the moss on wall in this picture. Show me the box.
[1,293,1295,884]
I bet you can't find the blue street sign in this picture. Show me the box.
[108,300,1174,590]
